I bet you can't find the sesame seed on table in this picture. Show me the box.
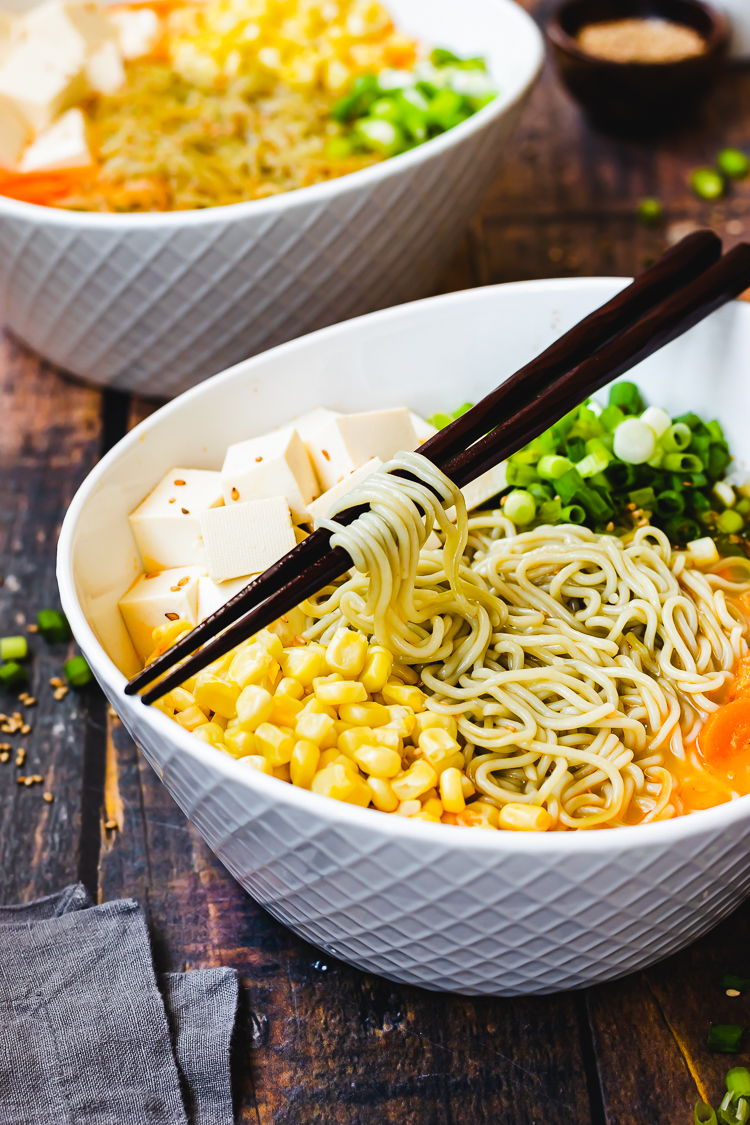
[4,5,750,1118]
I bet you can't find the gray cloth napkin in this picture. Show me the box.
[0,885,237,1125]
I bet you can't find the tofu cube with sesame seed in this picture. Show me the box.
[118,565,205,662]
[306,457,382,526]
[129,468,223,571]
[221,428,318,525]
[199,496,296,583]
[197,573,255,622]
[307,409,420,492]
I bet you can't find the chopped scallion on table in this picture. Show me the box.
[708,1025,747,1053]
[37,609,71,644]
[696,1102,719,1125]
[0,661,27,689]
[63,655,93,688]
[0,636,27,662]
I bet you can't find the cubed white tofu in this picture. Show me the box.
[197,574,254,622]
[118,565,205,663]
[22,1,115,53]
[0,93,27,169]
[306,456,382,526]
[129,468,223,572]
[462,462,508,511]
[19,106,91,172]
[0,38,86,131]
[291,407,341,443]
[221,427,318,525]
[308,409,419,491]
[86,587,142,678]
[85,37,124,95]
[108,7,160,60]
[409,411,437,444]
[199,496,296,583]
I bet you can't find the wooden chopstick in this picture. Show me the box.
[127,231,722,701]
[139,241,750,705]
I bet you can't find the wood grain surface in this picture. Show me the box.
[3,2,750,1121]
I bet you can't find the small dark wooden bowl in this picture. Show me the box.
[548,0,730,136]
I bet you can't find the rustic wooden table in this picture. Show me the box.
[4,4,750,1121]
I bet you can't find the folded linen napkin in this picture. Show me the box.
[0,885,237,1125]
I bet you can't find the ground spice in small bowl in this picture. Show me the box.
[577,17,707,63]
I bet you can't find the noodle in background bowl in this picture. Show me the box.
[58,278,750,995]
[0,0,541,398]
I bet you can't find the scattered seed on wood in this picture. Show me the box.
[26,623,37,633]
[0,754,9,764]
[53,687,68,701]
[23,698,36,707]
[21,725,31,735]
[49,677,64,689]
[43,792,53,803]
[727,989,741,997]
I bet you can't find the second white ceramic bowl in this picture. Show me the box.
[58,278,750,995]
[0,0,542,398]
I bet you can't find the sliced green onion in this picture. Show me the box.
[528,482,553,504]
[638,197,664,227]
[662,422,692,452]
[656,490,685,517]
[506,463,539,487]
[715,480,736,508]
[556,468,584,505]
[428,412,453,430]
[723,975,750,994]
[64,655,93,688]
[696,1102,719,1125]
[629,487,657,509]
[718,509,744,535]
[708,1025,747,1053]
[665,516,702,545]
[37,609,71,644]
[613,418,656,464]
[560,504,586,524]
[565,435,587,463]
[0,661,26,688]
[728,1071,750,1099]
[537,454,574,480]
[640,405,671,438]
[577,448,610,478]
[605,462,637,489]
[739,498,750,515]
[708,419,726,443]
[504,489,536,525]
[609,382,643,414]
[0,636,27,662]
[718,148,750,180]
[452,402,473,419]
[663,453,704,473]
[691,167,724,200]
[538,498,562,524]
[353,117,406,156]
[647,445,664,469]
[719,1090,750,1125]
[599,404,625,432]
[709,444,732,479]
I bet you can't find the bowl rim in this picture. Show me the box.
[0,0,543,230]
[547,0,731,66]
[57,275,750,857]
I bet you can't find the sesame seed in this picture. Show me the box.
[20,725,30,735]
[168,497,176,504]
[23,777,33,787]
[0,754,9,764]
[231,487,239,501]
[174,479,186,486]
[177,577,189,587]
[145,571,160,580]
[16,776,24,785]
[26,623,38,633]
[170,586,181,592]
[255,456,263,462]
[43,792,53,803]
[181,508,190,515]
[322,450,330,460]
[23,697,35,707]
[727,988,741,997]
[49,678,64,689]
[165,612,180,621]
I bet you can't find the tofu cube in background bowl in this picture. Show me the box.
[0,0,543,397]
[58,279,750,996]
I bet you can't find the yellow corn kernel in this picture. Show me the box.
[338,701,389,727]
[338,726,402,758]
[353,745,402,778]
[305,641,331,673]
[413,711,458,741]
[315,679,368,706]
[317,747,341,770]
[366,776,399,812]
[226,716,240,733]
[498,803,553,832]
[441,812,459,825]
[207,651,234,676]
[180,675,197,692]
[175,704,209,732]
[165,686,195,713]
[439,767,465,813]
[422,796,444,819]
[391,760,437,801]
[384,705,416,738]
[152,697,174,718]
[461,775,476,800]
[255,722,296,766]
[266,605,308,646]
[191,721,225,747]
[317,723,340,751]
[411,811,441,822]
[280,646,321,686]
[224,728,256,759]
[456,801,499,829]
[312,763,371,806]
[272,763,291,782]
[419,726,460,754]
[214,713,229,731]
[238,754,273,775]
[419,736,463,778]
[228,643,269,689]
[255,628,284,662]
[276,677,304,700]
[270,693,303,727]
[148,619,193,661]
[396,799,422,817]
[359,646,393,693]
[236,685,274,731]
[382,682,426,712]
[300,695,337,720]
[290,739,320,789]
[392,661,420,685]
[295,709,335,746]
[326,627,368,677]
[194,675,241,720]
[262,660,282,693]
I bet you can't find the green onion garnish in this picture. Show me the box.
[0,662,27,689]
[37,609,71,645]
[0,636,27,662]
[727,1070,750,1098]
[708,1025,747,1053]
[696,1102,718,1125]
[63,655,93,689]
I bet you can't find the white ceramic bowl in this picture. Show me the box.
[0,0,542,398]
[58,278,750,996]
